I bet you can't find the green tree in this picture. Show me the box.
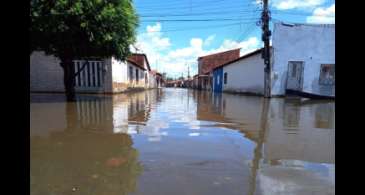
[30,0,139,101]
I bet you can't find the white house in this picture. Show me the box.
[212,48,267,95]
[30,51,156,94]
[271,22,335,98]
[212,22,335,98]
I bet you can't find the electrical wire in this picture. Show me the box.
[140,18,260,23]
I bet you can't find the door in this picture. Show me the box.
[213,68,223,93]
[286,61,304,91]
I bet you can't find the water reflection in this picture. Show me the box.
[256,98,335,195]
[30,89,334,195]
[192,91,334,195]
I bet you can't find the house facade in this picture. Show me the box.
[196,48,240,90]
[210,22,335,99]
[271,22,335,98]
[212,48,267,95]
[30,51,158,94]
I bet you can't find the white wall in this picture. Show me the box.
[222,53,265,95]
[271,23,335,96]
[148,73,157,88]
[30,51,65,92]
[111,57,128,83]
[103,58,113,93]
[126,62,146,88]
[30,51,113,93]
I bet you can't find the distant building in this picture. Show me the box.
[30,52,161,94]
[149,70,165,88]
[212,48,268,95]
[196,48,241,90]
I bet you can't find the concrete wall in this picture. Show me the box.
[221,53,265,95]
[30,51,113,93]
[127,62,147,89]
[271,23,335,96]
[102,58,113,93]
[30,51,65,92]
[148,73,157,88]
[30,51,152,94]
[111,57,128,93]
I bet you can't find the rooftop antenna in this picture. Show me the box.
[133,45,141,54]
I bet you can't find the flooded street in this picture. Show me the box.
[30,88,334,195]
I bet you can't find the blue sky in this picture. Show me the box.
[131,0,335,78]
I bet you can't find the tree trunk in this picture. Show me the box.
[60,56,76,102]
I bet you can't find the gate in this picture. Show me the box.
[74,60,105,92]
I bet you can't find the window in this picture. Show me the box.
[217,75,220,85]
[129,66,133,83]
[224,72,227,84]
[135,69,139,83]
[319,64,335,85]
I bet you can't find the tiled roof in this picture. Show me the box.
[198,48,240,74]
[127,53,150,70]
[150,70,162,77]
[212,47,272,71]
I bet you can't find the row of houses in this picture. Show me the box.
[188,22,335,98]
[30,52,165,94]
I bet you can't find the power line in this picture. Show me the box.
[139,10,261,18]
[139,22,249,34]
[134,0,227,7]
[271,10,335,17]
[140,18,259,23]
[135,1,258,10]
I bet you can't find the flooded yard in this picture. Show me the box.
[30,88,335,195]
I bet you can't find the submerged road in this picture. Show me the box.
[30,88,335,195]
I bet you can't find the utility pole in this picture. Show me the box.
[187,63,190,79]
[262,0,271,98]
[155,59,158,71]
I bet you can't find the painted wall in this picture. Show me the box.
[148,73,157,88]
[271,23,335,96]
[31,51,153,93]
[30,51,65,92]
[111,57,128,92]
[30,51,112,93]
[127,62,146,88]
[221,53,265,95]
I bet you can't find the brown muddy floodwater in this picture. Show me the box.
[30,88,335,195]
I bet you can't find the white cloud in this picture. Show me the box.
[272,0,325,10]
[306,4,335,24]
[204,35,215,46]
[133,23,260,78]
[134,22,171,52]
[190,38,203,49]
